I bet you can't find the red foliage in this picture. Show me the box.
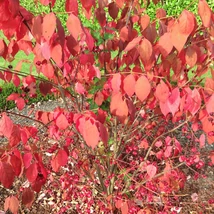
[0,0,213,213]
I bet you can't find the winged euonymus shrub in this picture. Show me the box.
[0,0,213,213]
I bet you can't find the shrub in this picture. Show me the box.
[0,0,213,213]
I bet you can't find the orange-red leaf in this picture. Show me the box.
[51,149,68,172]
[170,10,195,52]
[135,76,151,102]
[198,0,212,27]
[42,12,56,41]
[56,113,69,130]
[155,80,169,103]
[4,196,19,214]
[140,14,150,31]
[178,10,195,36]
[123,74,136,97]
[170,24,188,53]
[66,14,83,41]
[206,94,214,115]
[139,38,153,62]
[0,113,13,138]
[185,46,197,67]
[110,92,128,123]
[120,26,129,42]
[111,73,121,94]
[51,44,62,66]
[42,62,54,79]
[83,119,100,149]
[157,33,173,57]
[204,78,214,95]
[124,36,142,52]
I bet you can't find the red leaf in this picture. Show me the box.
[198,0,212,27]
[108,2,119,19]
[12,74,20,87]
[22,188,34,208]
[10,154,22,176]
[155,80,169,103]
[146,164,157,179]
[0,39,7,59]
[83,119,100,149]
[124,36,142,52]
[32,16,43,43]
[139,38,153,62]
[123,74,136,97]
[65,0,78,16]
[184,88,201,116]
[135,76,151,102]
[157,33,173,57]
[7,93,19,101]
[140,14,150,31]
[75,82,86,95]
[51,149,68,172]
[23,153,32,169]
[156,8,166,19]
[80,0,95,12]
[9,125,21,147]
[26,163,38,183]
[160,88,180,116]
[66,14,83,41]
[4,70,12,82]
[4,196,19,214]
[0,113,14,138]
[39,82,53,96]
[42,12,56,41]
[85,28,95,51]
[110,92,128,123]
[16,97,25,111]
[0,162,15,188]
[185,46,197,67]
[55,113,69,130]
[98,123,108,146]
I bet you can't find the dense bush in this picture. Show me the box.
[0,0,214,213]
